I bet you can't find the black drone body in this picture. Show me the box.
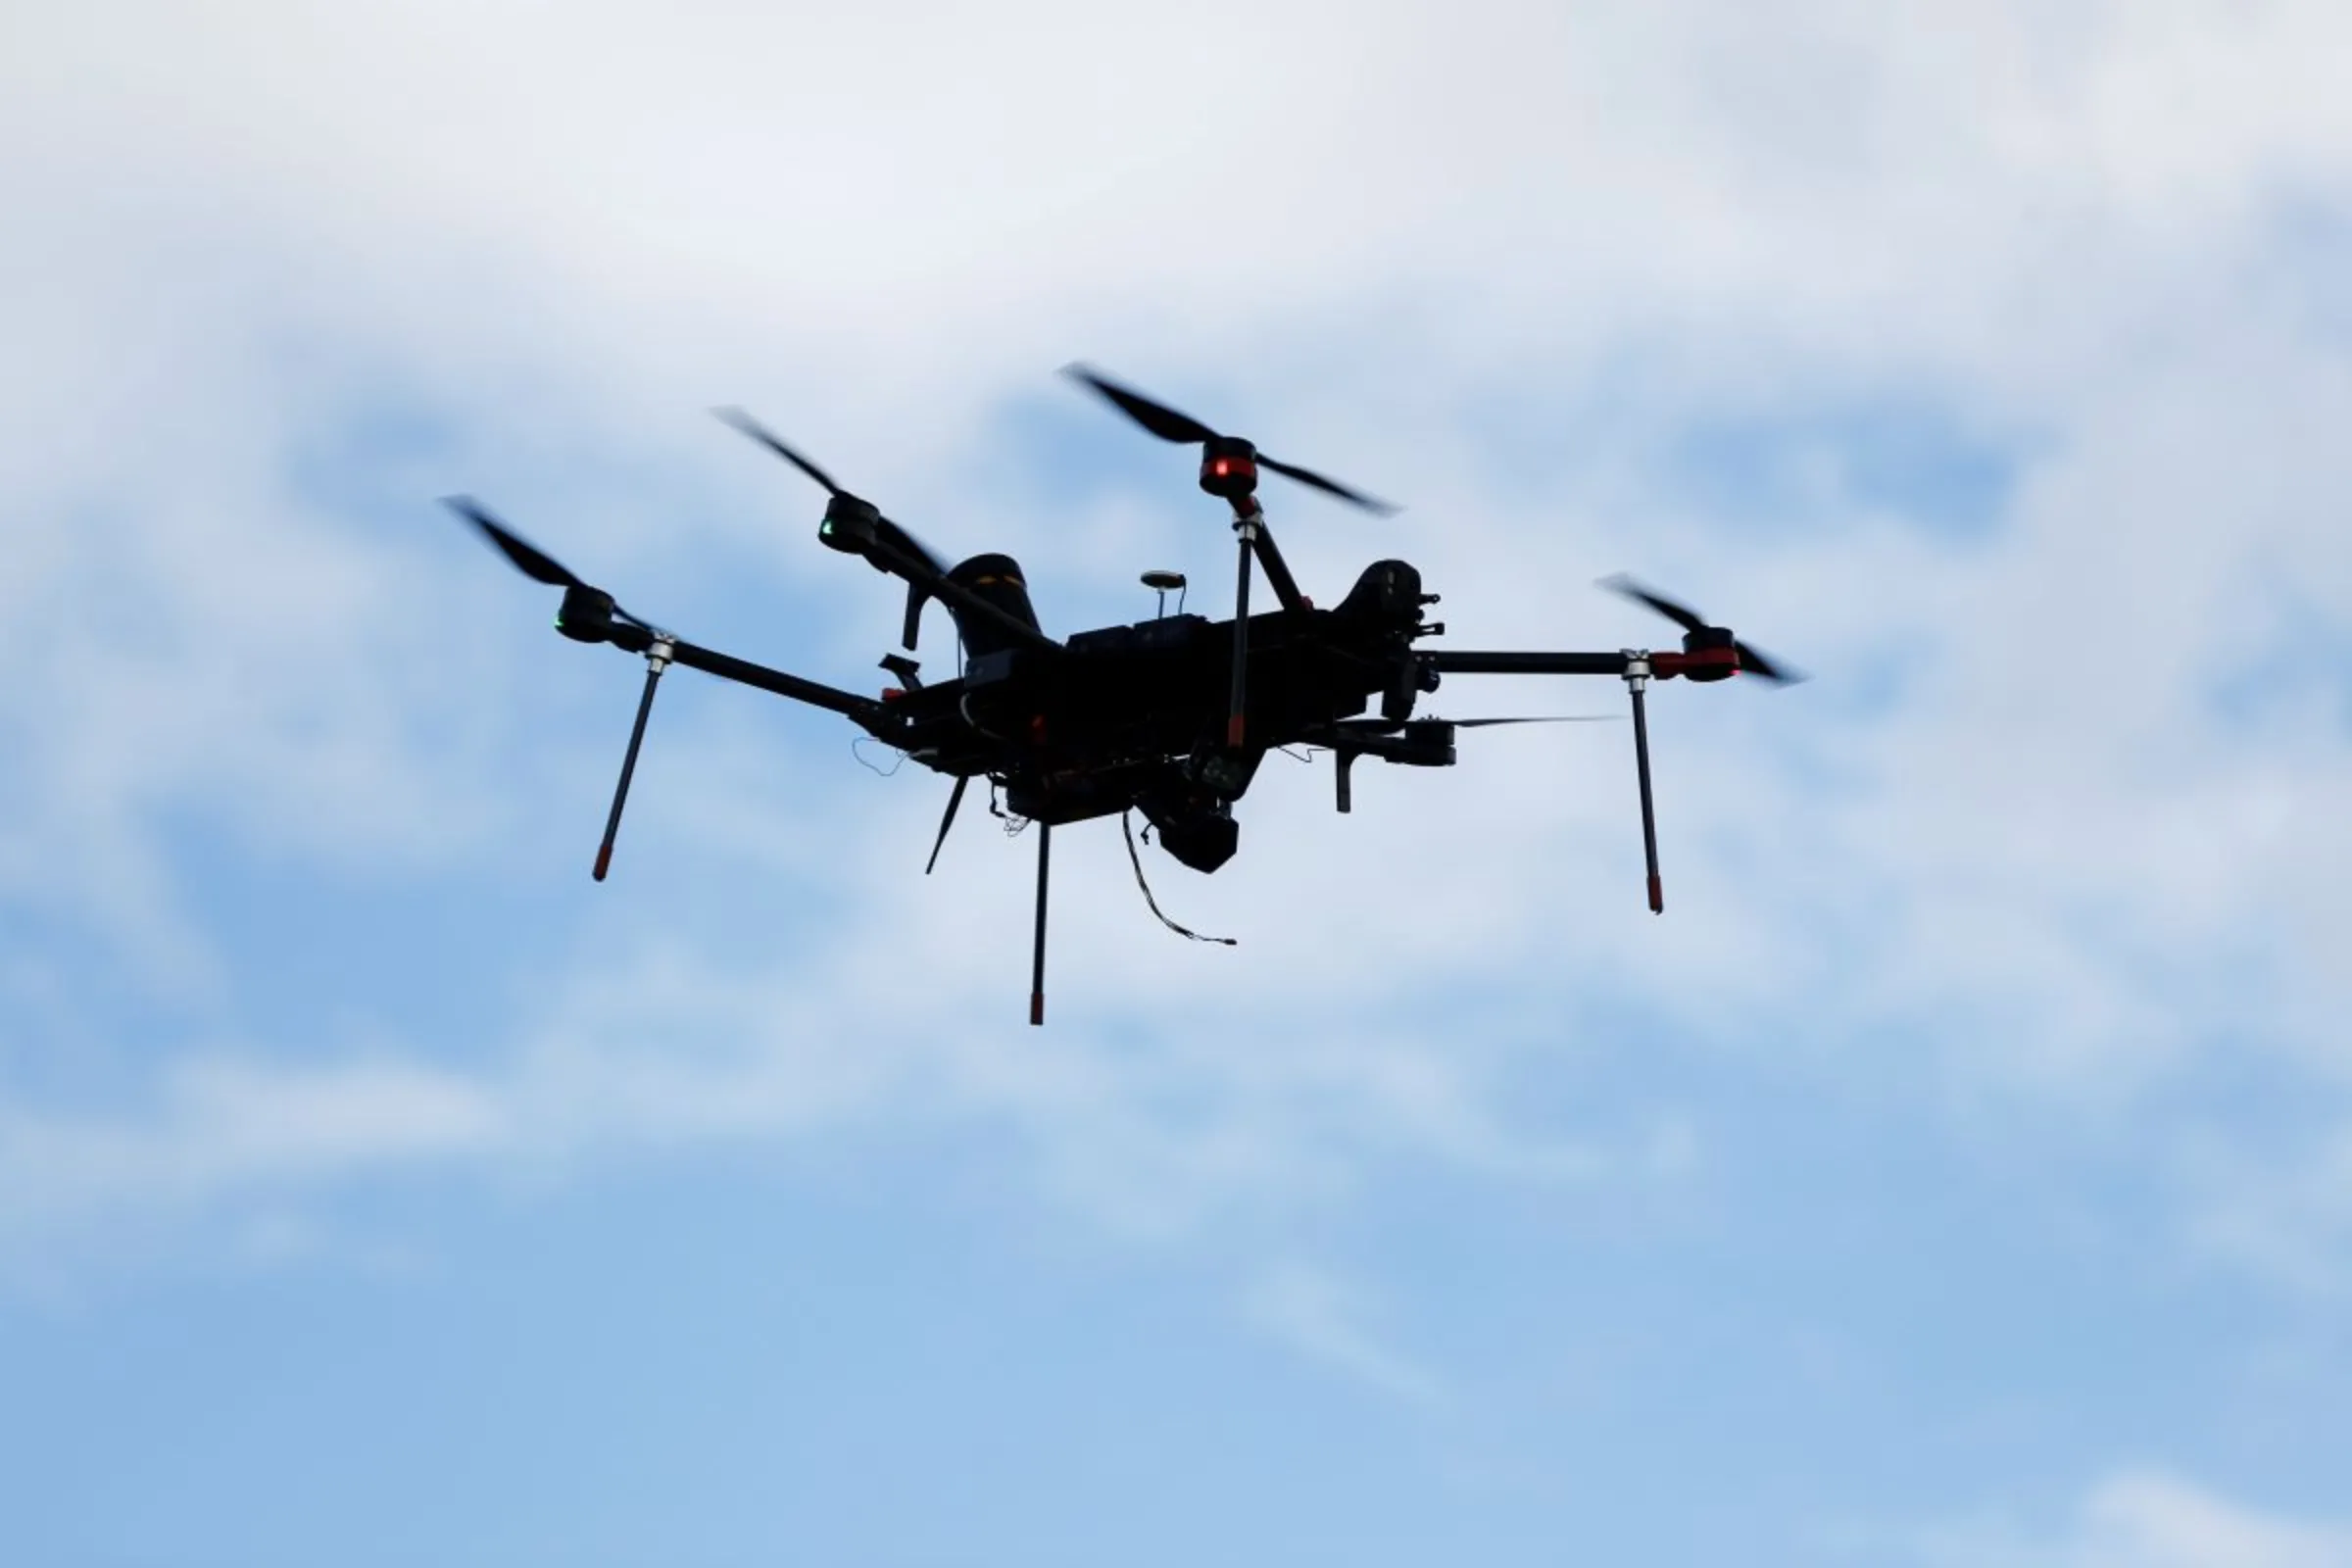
[446,367,1799,1023]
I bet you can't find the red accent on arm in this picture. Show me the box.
[1650,647,1738,679]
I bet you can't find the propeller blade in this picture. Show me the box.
[1450,715,1620,727]
[1599,574,1804,684]
[716,409,949,576]
[443,495,584,589]
[713,407,845,496]
[1597,573,1709,635]
[1065,365,1397,514]
[1733,640,1806,685]
[1256,454,1399,516]
[924,775,968,875]
[874,518,950,578]
[1060,364,1221,444]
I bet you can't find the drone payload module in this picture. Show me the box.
[445,366,1800,1024]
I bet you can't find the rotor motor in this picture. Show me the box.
[1678,623,1739,680]
[817,493,882,553]
[556,584,618,644]
[1198,436,1260,503]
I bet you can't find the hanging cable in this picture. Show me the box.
[957,693,1017,746]
[852,736,906,776]
[1121,810,1236,946]
[989,778,1030,837]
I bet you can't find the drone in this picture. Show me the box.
[444,366,1801,1024]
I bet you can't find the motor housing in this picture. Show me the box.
[555,584,617,644]
[1681,623,1739,681]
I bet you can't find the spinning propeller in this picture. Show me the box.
[1320,713,1615,812]
[1064,364,1398,752]
[443,495,668,885]
[1591,573,1800,913]
[449,496,599,592]
[1062,365,1400,516]
[1599,574,1804,685]
[715,406,950,652]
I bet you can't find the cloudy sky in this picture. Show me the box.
[6,3,2352,1563]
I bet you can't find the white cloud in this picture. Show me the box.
[5,0,2352,1288]
[2185,1124,2352,1298]
[0,907,1659,1263]
[0,1054,502,1241]
[1243,1259,1446,1405]
[1906,1470,2352,1568]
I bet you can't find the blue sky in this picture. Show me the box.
[6,5,2352,1565]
